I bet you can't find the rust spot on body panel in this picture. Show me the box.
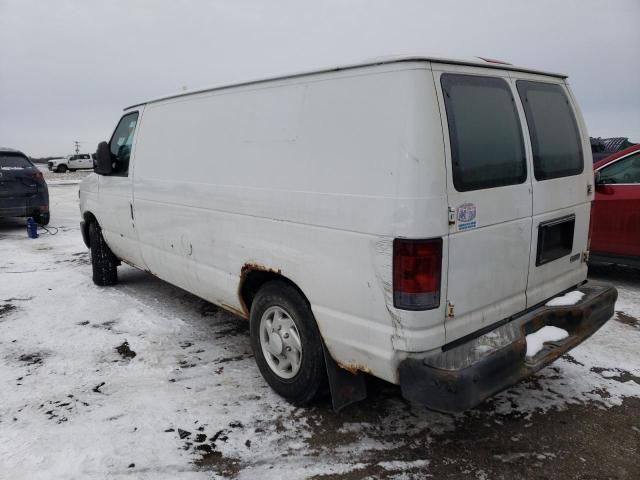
[237,263,283,317]
[221,303,248,320]
[338,362,372,375]
[240,262,282,279]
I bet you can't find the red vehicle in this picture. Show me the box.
[591,144,640,267]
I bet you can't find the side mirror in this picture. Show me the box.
[594,170,602,185]
[95,141,112,175]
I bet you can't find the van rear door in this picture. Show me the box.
[511,75,592,306]
[432,66,533,343]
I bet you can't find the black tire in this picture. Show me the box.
[57,164,67,173]
[249,281,326,405]
[89,221,118,286]
[34,212,50,226]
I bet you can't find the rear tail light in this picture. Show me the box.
[31,171,44,181]
[393,238,442,310]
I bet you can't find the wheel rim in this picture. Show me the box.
[259,306,302,379]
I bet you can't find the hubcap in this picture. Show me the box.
[259,306,302,379]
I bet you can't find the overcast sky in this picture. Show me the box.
[1,0,638,157]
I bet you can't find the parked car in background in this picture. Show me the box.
[48,153,94,172]
[591,144,640,267]
[0,147,50,225]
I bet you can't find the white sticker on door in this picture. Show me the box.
[457,203,477,231]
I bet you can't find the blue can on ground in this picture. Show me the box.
[27,217,39,239]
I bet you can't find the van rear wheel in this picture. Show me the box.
[89,221,118,286]
[249,281,326,405]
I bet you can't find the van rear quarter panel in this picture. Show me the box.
[131,64,448,383]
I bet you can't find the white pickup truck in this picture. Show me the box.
[48,153,94,173]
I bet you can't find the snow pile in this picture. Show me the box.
[525,326,569,358]
[546,290,584,307]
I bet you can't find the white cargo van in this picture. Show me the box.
[80,56,617,412]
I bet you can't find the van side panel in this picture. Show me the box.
[131,64,448,383]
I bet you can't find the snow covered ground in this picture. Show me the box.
[1,177,639,479]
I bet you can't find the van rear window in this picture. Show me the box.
[516,81,583,181]
[441,74,526,192]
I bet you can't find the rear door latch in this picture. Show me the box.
[448,207,456,226]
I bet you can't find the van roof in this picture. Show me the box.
[126,54,568,110]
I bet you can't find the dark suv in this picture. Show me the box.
[0,147,50,225]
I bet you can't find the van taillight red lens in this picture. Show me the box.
[393,238,442,310]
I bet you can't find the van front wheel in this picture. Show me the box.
[89,221,118,286]
[250,281,326,405]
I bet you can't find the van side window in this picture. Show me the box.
[441,74,526,192]
[109,112,139,176]
[516,81,583,181]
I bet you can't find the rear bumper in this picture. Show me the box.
[0,194,49,219]
[399,281,617,412]
[0,207,31,218]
